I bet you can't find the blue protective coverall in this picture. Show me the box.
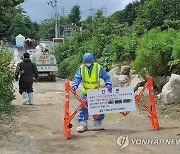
[72,53,112,122]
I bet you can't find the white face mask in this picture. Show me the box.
[85,63,92,67]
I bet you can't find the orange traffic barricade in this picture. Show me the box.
[63,75,160,139]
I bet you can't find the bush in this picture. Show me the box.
[133,28,180,78]
[97,34,137,70]
[56,51,83,79]
[57,60,70,79]
[163,20,180,30]
[0,46,14,113]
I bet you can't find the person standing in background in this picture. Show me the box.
[15,53,39,105]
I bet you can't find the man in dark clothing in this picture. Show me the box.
[15,53,39,105]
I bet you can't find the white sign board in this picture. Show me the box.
[87,86,136,115]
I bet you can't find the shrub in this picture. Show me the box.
[0,46,14,113]
[133,28,180,78]
[97,34,138,70]
[56,52,83,79]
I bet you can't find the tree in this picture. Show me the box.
[68,5,81,26]
[134,0,180,31]
[36,15,72,40]
[23,16,37,39]
[33,22,40,39]
[95,9,104,18]
[0,5,39,43]
[36,19,55,40]
[111,1,143,25]
[0,0,24,16]
[9,13,30,42]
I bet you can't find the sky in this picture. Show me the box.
[21,0,135,23]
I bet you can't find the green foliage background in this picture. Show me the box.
[133,28,180,78]
[0,5,39,43]
[0,47,14,113]
[54,0,180,79]
[0,0,23,114]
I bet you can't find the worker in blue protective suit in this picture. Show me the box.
[72,53,112,133]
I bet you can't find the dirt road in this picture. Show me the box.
[0,79,180,154]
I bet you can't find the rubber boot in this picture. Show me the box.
[22,92,29,105]
[93,121,103,131]
[28,92,34,105]
[77,121,88,133]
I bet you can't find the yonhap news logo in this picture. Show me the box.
[116,135,129,149]
[117,135,180,149]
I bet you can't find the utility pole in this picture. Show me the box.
[47,0,60,38]
[58,14,61,38]
[62,6,65,16]
[89,1,93,17]
[54,0,58,38]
